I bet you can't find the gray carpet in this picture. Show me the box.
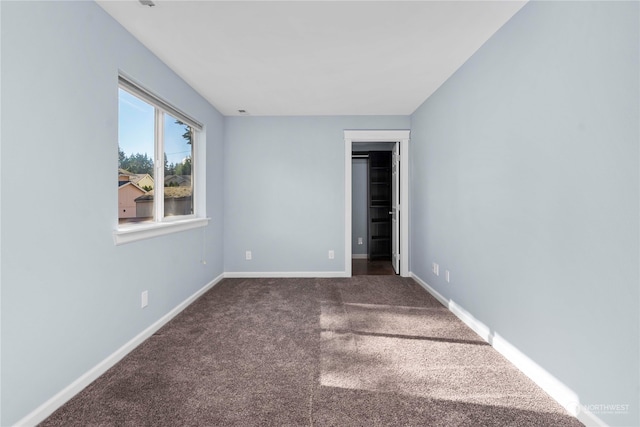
[41,276,583,426]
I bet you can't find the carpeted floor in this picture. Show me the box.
[352,259,395,275]
[41,276,583,426]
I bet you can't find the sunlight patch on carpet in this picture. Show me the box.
[319,301,552,411]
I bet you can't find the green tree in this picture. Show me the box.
[164,153,176,176]
[119,149,154,176]
[175,157,191,176]
[175,120,192,145]
[128,153,154,175]
[118,147,127,169]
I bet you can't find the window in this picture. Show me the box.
[115,75,207,245]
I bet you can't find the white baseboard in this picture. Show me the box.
[410,272,607,427]
[15,273,225,427]
[351,254,368,259]
[576,407,609,427]
[224,271,348,278]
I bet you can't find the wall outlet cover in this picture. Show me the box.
[141,290,148,308]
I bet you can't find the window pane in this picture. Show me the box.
[163,113,193,218]
[118,88,155,224]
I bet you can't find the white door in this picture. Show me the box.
[391,142,400,274]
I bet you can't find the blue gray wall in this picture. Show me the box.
[1,2,225,424]
[224,116,409,274]
[352,159,368,256]
[409,2,639,426]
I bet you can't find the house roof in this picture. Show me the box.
[119,169,154,185]
[135,186,192,201]
[164,175,192,186]
[118,181,146,194]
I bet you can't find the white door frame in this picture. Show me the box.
[344,130,410,277]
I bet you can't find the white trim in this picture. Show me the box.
[409,272,602,425]
[344,130,410,141]
[154,109,165,221]
[193,128,206,217]
[113,217,210,245]
[344,130,410,277]
[15,273,225,427]
[576,407,609,427]
[351,254,368,259]
[344,138,353,277]
[224,271,348,279]
[399,137,410,277]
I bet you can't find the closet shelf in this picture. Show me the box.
[368,151,392,261]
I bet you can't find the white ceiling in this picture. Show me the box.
[97,0,526,116]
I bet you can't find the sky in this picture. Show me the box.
[118,88,192,169]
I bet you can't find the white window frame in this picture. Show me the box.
[114,74,208,245]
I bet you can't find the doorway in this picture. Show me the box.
[344,130,410,278]
[352,147,395,276]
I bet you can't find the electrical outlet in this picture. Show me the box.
[141,290,148,308]
[328,250,335,259]
[445,270,450,283]
[357,237,363,245]
[245,250,252,260]
[432,262,439,276]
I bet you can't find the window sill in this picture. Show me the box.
[113,217,210,245]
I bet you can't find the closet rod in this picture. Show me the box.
[352,154,369,159]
